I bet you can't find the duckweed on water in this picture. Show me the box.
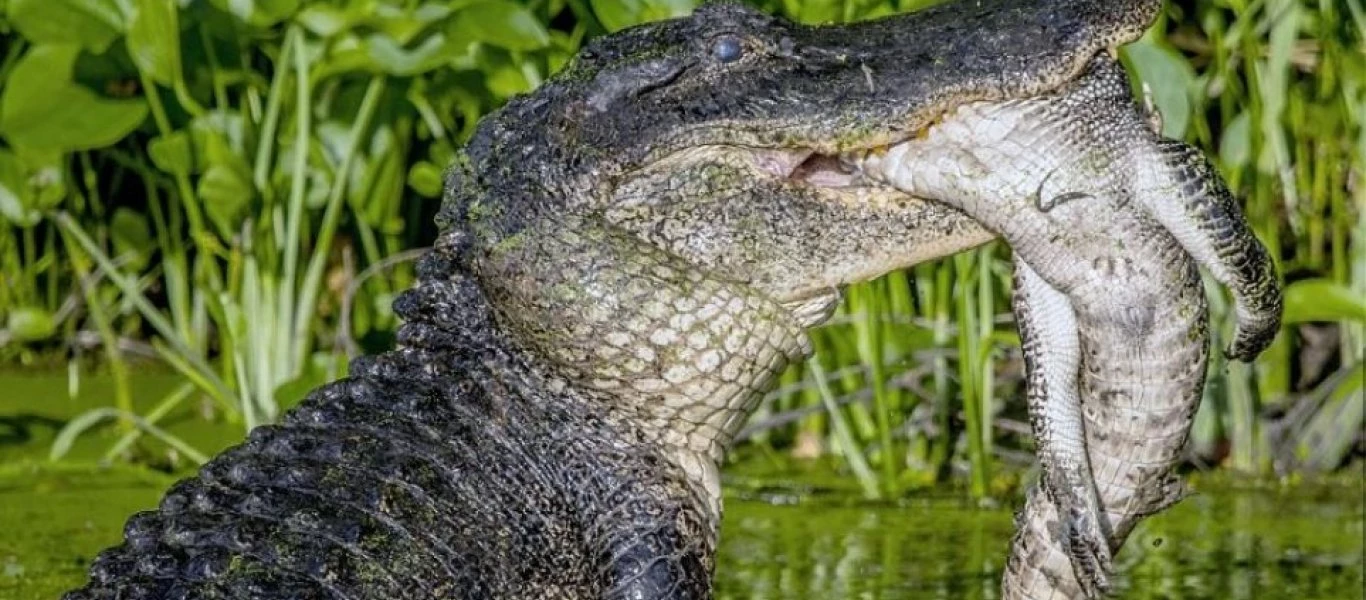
[0,465,1359,600]
[2,374,1360,600]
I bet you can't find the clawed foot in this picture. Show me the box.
[1051,489,1114,600]
[1224,310,1281,362]
[1062,503,1114,599]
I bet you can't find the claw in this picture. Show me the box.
[1139,140,1283,363]
[1064,505,1114,599]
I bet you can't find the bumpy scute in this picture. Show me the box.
[66,2,1235,599]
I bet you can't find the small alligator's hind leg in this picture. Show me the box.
[1011,259,1112,599]
[1136,140,1282,361]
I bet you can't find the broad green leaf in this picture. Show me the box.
[199,163,253,238]
[408,161,443,197]
[0,45,148,152]
[7,306,58,341]
[1283,279,1366,324]
[365,33,457,76]
[296,5,353,37]
[590,0,694,32]
[24,150,66,211]
[274,351,346,411]
[192,111,249,163]
[209,0,300,28]
[1295,362,1365,472]
[253,0,303,25]
[485,61,535,98]
[373,3,455,44]
[0,148,66,227]
[195,125,256,237]
[1122,35,1195,139]
[6,0,124,52]
[0,150,39,227]
[781,0,840,25]
[449,1,551,51]
[590,0,637,32]
[1219,110,1252,170]
[148,131,194,175]
[110,207,153,270]
[127,0,181,85]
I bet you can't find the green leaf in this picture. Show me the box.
[209,0,300,28]
[0,45,149,152]
[1219,110,1252,170]
[781,0,841,25]
[1283,279,1366,324]
[477,52,536,98]
[0,150,39,227]
[198,163,253,238]
[449,1,551,51]
[127,0,182,85]
[7,306,58,341]
[1296,362,1365,472]
[1121,35,1195,139]
[365,33,458,76]
[296,4,355,37]
[148,131,193,175]
[6,0,125,52]
[408,161,443,197]
[0,148,66,227]
[194,120,256,236]
[110,207,152,270]
[25,151,66,212]
[273,351,345,411]
[589,0,695,33]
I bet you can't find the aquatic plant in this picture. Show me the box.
[0,0,1358,491]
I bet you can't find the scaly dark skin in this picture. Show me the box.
[64,1,1273,599]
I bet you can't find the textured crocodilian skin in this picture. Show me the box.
[858,56,1282,599]
[64,1,1193,599]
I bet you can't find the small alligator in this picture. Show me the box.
[854,55,1280,598]
[65,1,1278,599]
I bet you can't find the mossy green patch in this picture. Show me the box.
[1,375,1360,599]
[0,464,169,599]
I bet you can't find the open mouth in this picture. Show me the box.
[748,144,896,189]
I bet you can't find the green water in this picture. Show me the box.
[2,374,1362,599]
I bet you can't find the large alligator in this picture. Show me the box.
[65,1,1279,599]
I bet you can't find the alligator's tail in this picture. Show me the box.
[59,245,549,599]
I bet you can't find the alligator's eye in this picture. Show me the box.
[712,36,744,63]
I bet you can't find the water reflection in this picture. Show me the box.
[716,484,1362,599]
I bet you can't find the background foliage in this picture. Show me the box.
[0,0,1361,496]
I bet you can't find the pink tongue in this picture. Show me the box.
[791,154,857,187]
[799,169,858,187]
[751,148,815,178]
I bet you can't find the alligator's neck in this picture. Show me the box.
[383,227,818,522]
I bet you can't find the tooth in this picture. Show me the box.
[860,152,883,180]
[837,153,860,173]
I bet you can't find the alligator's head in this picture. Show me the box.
[447,0,1158,314]
[431,0,1160,515]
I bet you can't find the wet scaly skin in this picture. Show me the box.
[860,57,1280,599]
[58,2,1275,599]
